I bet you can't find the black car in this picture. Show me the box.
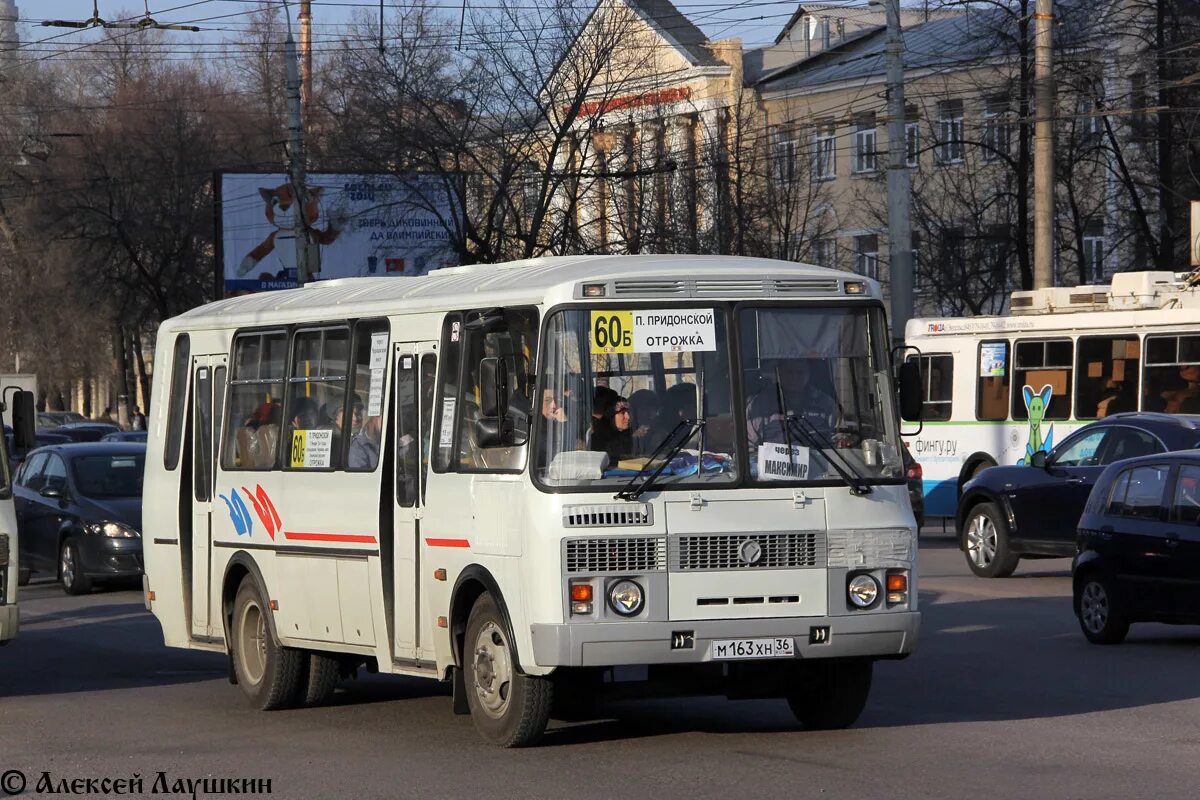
[51,422,121,442]
[903,445,925,529]
[1074,451,1200,644]
[12,443,145,594]
[956,413,1200,577]
[100,431,147,443]
[3,426,72,470]
[36,411,86,428]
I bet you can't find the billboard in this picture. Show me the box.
[217,171,460,296]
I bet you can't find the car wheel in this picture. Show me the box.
[464,593,553,747]
[786,659,873,730]
[231,577,305,710]
[962,502,1019,578]
[1076,573,1129,645]
[59,538,92,595]
[302,652,341,706]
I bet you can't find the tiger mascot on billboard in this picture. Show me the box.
[236,183,349,278]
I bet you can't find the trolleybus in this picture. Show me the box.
[143,255,921,746]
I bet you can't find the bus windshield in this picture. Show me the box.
[534,304,902,490]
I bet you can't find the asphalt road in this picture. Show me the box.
[3,533,1200,800]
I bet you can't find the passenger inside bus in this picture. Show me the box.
[590,394,634,464]
[744,358,841,450]
[1160,364,1200,413]
[348,413,382,470]
[236,400,281,468]
[1095,380,1137,418]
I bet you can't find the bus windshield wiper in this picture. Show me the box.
[615,418,705,501]
[774,371,871,495]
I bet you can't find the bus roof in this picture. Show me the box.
[167,255,876,331]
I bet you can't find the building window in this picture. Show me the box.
[854,234,879,279]
[936,99,965,164]
[939,226,966,277]
[905,107,919,168]
[911,232,923,291]
[981,95,1010,162]
[811,119,836,180]
[520,161,539,218]
[852,112,877,173]
[985,225,1012,289]
[1130,73,1148,138]
[772,131,798,186]
[1083,221,1105,283]
[813,237,837,269]
[1082,96,1105,144]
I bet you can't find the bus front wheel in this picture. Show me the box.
[464,593,552,747]
[785,659,873,730]
[231,577,305,711]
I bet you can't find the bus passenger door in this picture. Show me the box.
[392,344,437,662]
[191,355,227,637]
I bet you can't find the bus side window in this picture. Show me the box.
[976,340,1009,421]
[420,354,437,500]
[1012,339,1073,421]
[433,314,463,473]
[911,353,953,422]
[344,321,389,473]
[223,331,287,470]
[395,356,418,506]
[164,333,190,470]
[1076,336,1140,419]
[1142,334,1200,414]
[286,326,350,471]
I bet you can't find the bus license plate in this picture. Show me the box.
[711,637,795,660]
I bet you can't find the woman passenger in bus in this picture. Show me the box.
[1160,364,1200,413]
[591,395,634,465]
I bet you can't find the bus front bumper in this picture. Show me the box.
[530,611,919,668]
[0,604,18,644]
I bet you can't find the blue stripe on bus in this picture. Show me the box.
[922,478,958,518]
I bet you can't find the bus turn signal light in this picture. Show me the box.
[886,574,907,593]
[433,568,447,582]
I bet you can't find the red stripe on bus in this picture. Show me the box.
[283,531,378,544]
[425,538,471,548]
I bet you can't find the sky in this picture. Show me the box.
[13,0,828,54]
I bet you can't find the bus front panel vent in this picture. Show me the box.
[612,280,686,297]
[564,536,668,574]
[563,503,653,528]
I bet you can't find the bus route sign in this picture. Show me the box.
[590,309,716,354]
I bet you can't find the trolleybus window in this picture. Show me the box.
[908,353,952,421]
[1143,333,1200,413]
[224,331,287,470]
[1012,339,1073,421]
[1075,336,1139,419]
[976,340,1010,421]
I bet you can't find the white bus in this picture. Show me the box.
[904,271,1200,520]
[143,255,921,746]
[1,387,35,645]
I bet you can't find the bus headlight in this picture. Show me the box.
[608,579,644,617]
[847,574,879,608]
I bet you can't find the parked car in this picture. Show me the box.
[3,425,72,470]
[903,445,925,529]
[100,431,147,443]
[12,442,144,594]
[50,422,121,442]
[956,413,1200,577]
[1074,450,1200,644]
[36,411,86,428]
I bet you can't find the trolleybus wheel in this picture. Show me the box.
[1075,572,1129,645]
[786,658,873,730]
[59,538,91,595]
[303,652,341,706]
[464,592,552,747]
[962,501,1019,578]
[231,577,304,711]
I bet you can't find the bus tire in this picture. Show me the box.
[303,652,341,706]
[786,659,872,730]
[231,577,304,711]
[962,501,1019,578]
[464,592,552,747]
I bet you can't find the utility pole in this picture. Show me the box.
[879,0,914,346]
[299,0,312,118]
[283,2,310,286]
[1033,0,1054,289]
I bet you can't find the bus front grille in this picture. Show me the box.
[565,536,667,574]
[670,532,823,571]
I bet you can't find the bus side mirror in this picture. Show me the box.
[476,357,515,448]
[898,361,922,422]
[11,390,36,450]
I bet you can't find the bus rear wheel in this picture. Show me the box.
[302,652,341,706]
[785,659,873,730]
[231,577,304,711]
[464,593,552,747]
